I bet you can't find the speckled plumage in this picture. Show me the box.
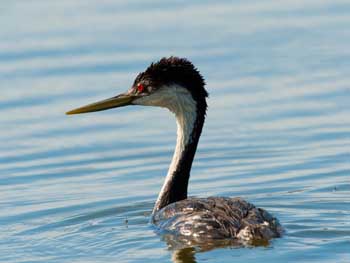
[152,197,282,245]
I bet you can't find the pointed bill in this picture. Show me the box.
[66,94,137,115]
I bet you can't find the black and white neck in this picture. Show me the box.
[134,84,206,213]
[130,57,208,213]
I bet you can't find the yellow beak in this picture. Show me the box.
[66,93,137,115]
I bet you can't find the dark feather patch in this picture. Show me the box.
[133,57,208,106]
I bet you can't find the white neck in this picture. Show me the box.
[133,85,198,213]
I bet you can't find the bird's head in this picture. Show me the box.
[66,57,208,116]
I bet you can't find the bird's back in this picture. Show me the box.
[152,197,282,246]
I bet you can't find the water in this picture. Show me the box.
[1,1,350,262]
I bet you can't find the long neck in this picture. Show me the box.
[153,95,206,214]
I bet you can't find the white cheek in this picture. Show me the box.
[132,84,197,145]
[132,85,194,114]
[133,91,172,108]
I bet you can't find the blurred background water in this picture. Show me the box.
[1,1,350,262]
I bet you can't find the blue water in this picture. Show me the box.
[1,1,350,262]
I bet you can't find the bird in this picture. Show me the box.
[66,57,282,246]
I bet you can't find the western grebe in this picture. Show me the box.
[67,57,282,245]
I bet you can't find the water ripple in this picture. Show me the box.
[1,0,350,262]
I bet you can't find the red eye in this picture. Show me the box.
[137,83,144,93]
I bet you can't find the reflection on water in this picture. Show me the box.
[165,227,271,263]
[1,0,350,262]
[172,248,197,263]
[163,232,244,252]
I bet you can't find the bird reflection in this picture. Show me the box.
[171,247,197,263]
[165,232,271,263]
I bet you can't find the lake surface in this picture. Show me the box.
[1,1,350,262]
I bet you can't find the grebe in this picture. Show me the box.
[67,57,282,245]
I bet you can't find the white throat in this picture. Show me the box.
[133,85,197,211]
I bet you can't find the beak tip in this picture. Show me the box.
[66,109,81,115]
